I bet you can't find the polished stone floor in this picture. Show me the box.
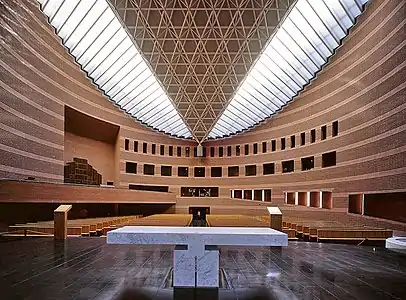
[0,237,405,300]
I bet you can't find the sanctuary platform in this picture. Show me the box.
[1,237,406,300]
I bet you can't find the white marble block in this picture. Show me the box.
[107,226,288,288]
[196,246,219,287]
[173,245,195,287]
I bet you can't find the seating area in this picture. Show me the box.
[281,218,393,242]
[120,214,192,227]
[206,215,296,239]
[7,216,141,237]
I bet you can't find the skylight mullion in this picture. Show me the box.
[78,22,119,69]
[143,102,172,124]
[93,43,133,82]
[160,118,183,133]
[320,0,348,35]
[69,5,109,53]
[252,68,292,102]
[220,113,246,131]
[110,64,147,100]
[85,31,126,76]
[236,94,268,120]
[48,0,64,23]
[266,46,309,84]
[98,53,137,89]
[243,81,279,112]
[224,108,252,128]
[288,17,327,64]
[232,97,263,121]
[106,57,143,95]
[257,60,297,96]
[217,117,242,133]
[115,68,149,104]
[281,27,320,70]
[275,36,316,77]
[151,110,177,128]
[211,123,228,136]
[55,1,80,34]
[123,78,156,111]
[87,34,127,76]
[237,87,272,116]
[41,0,51,10]
[77,15,119,68]
[210,127,226,137]
[172,126,189,137]
[263,52,303,89]
[128,86,162,115]
[49,0,74,28]
[304,0,340,45]
[248,73,286,107]
[337,0,354,23]
[239,87,274,116]
[215,120,235,135]
[295,8,333,58]
[137,94,166,119]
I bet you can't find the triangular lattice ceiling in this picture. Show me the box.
[109,0,294,141]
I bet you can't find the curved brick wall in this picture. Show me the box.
[0,0,405,212]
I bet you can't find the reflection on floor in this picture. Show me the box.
[0,237,405,300]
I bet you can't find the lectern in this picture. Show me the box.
[54,205,72,240]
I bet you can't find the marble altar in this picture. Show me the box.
[107,226,288,288]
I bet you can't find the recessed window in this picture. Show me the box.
[281,138,286,150]
[291,135,295,148]
[152,144,156,154]
[186,147,190,157]
[244,144,249,155]
[300,132,305,146]
[262,142,267,153]
[271,140,276,152]
[236,145,241,156]
[332,121,339,137]
[227,146,232,156]
[282,160,294,173]
[263,163,275,175]
[125,162,137,174]
[245,165,256,176]
[228,166,239,177]
[160,145,165,155]
[253,143,258,154]
[194,147,198,157]
[210,147,215,157]
[202,147,207,157]
[322,151,336,168]
[133,141,138,152]
[254,190,262,201]
[177,146,181,157]
[125,139,129,151]
[107,181,114,186]
[233,190,242,199]
[143,142,147,153]
[161,165,172,176]
[211,167,222,177]
[144,164,155,175]
[219,147,223,157]
[301,156,314,171]
[194,167,205,177]
[311,129,316,143]
[244,190,253,200]
[264,189,272,202]
[169,146,173,156]
[178,166,189,177]
[321,125,327,140]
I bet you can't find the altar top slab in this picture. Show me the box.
[107,226,288,247]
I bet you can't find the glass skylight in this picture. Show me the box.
[38,0,192,139]
[209,0,369,139]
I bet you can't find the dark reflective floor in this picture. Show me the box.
[0,237,405,300]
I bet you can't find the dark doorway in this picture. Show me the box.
[189,207,210,227]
